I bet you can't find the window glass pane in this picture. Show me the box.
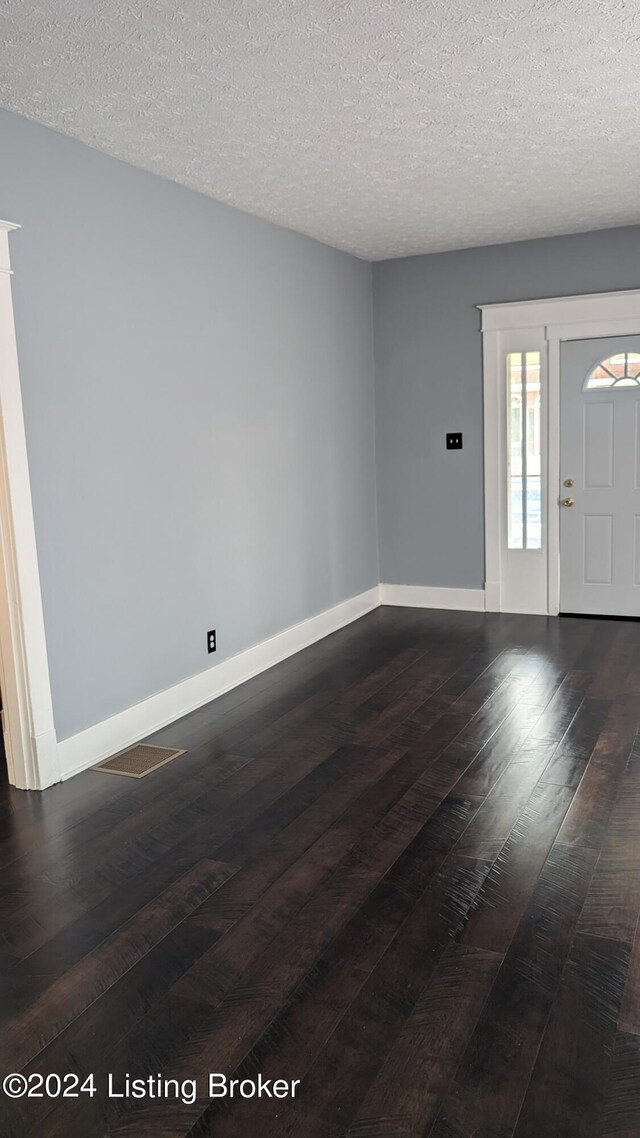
[507,351,541,550]
[585,351,640,389]
[507,353,523,549]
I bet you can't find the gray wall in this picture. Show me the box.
[373,227,640,588]
[0,109,378,740]
[5,103,640,742]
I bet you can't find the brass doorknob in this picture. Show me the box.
[562,497,574,507]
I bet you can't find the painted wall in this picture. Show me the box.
[0,109,378,740]
[373,227,640,588]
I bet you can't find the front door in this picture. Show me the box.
[560,335,640,616]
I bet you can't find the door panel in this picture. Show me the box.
[634,517,640,585]
[583,515,612,584]
[634,404,640,488]
[560,335,640,616]
[583,403,613,488]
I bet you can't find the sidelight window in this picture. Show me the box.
[507,351,542,549]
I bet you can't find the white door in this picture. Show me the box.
[560,335,640,616]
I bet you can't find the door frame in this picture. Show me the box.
[0,221,58,789]
[480,288,640,616]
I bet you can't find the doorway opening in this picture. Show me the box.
[480,289,640,618]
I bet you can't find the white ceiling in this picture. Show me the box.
[2,1,640,260]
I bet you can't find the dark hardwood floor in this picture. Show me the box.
[1,606,640,1137]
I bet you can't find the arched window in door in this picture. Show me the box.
[584,352,640,389]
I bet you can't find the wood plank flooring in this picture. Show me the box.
[1,606,639,1136]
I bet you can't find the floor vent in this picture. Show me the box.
[93,744,186,778]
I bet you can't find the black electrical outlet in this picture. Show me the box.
[207,629,217,653]
[446,432,463,450]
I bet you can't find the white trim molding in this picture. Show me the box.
[479,287,640,617]
[0,222,59,789]
[380,584,486,612]
[479,288,640,331]
[58,582,496,781]
[57,586,380,781]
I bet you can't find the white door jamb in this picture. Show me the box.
[0,221,58,789]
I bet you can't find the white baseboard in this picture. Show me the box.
[54,580,489,786]
[379,583,486,612]
[56,585,381,783]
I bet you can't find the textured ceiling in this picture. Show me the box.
[1,1,640,260]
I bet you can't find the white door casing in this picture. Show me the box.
[0,221,59,789]
[480,289,640,617]
[559,335,640,616]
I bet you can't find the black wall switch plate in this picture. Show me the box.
[446,432,463,450]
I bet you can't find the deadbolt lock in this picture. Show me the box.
[563,478,574,487]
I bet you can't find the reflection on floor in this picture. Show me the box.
[0,606,639,1136]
